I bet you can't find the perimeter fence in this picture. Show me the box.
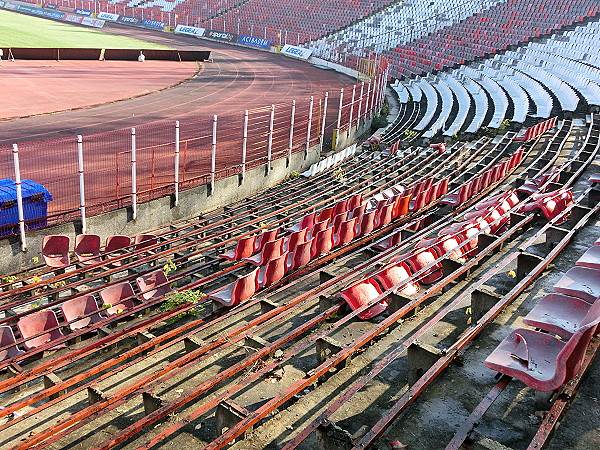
[0,73,387,237]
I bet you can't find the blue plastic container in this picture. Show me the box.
[0,179,53,236]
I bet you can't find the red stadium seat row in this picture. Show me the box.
[484,242,600,392]
[337,186,523,320]
[0,270,171,361]
[41,233,157,269]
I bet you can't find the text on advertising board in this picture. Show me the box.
[280,44,312,60]
[237,35,271,50]
[174,24,205,37]
[206,30,238,42]
[97,12,119,21]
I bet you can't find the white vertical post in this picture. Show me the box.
[348,84,356,132]
[320,92,328,150]
[357,82,364,125]
[288,100,296,161]
[267,104,275,172]
[131,128,137,220]
[174,121,180,206]
[211,115,217,191]
[12,144,26,252]
[334,88,344,149]
[305,96,314,156]
[242,110,248,180]
[77,135,87,233]
[365,79,372,118]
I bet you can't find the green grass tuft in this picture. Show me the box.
[0,10,171,49]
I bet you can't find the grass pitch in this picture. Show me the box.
[0,9,170,48]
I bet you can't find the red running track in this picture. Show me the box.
[0,24,355,220]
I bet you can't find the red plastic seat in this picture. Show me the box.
[553,266,600,304]
[104,235,132,267]
[209,267,259,307]
[334,217,357,247]
[61,295,104,331]
[318,206,335,223]
[283,228,308,253]
[434,178,449,200]
[136,270,172,301]
[349,202,367,220]
[332,199,349,217]
[391,193,411,219]
[0,326,25,361]
[521,189,572,223]
[338,278,388,320]
[17,310,66,351]
[402,248,443,284]
[254,228,280,252]
[41,235,70,268]
[257,252,288,288]
[74,234,102,265]
[433,235,467,263]
[311,226,334,257]
[575,245,600,270]
[286,212,316,234]
[99,282,136,316]
[523,293,597,339]
[375,202,394,228]
[133,234,158,253]
[308,219,331,239]
[219,235,257,261]
[372,262,420,296]
[243,237,285,266]
[355,210,377,238]
[439,182,469,207]
[484,302,600,391]
[286,238,313,271]
[331,211,349,231]
[347,193,363,211]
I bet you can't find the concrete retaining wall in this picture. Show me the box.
[0,146,320,274]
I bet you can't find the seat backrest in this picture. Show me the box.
[299,212,317,230]
[356,210,376,237]
[136,270,172,301]
[318,206,335,223]
[350,203,367,220]
[255,228,279,251]
[347,193,363,211]
[373,261,416,292]
[231,267,260,306]
[133,234,158,252]
[105,235,131,253]
[75,234,101,254]
[61,294,101,330]
[42,235,70,255]
[258,237,285,265]
[333,199,349,217]
[259,252,288,288]
[285,228,308,253]
[331,211,349,231]
[375,202,394,228]
[311,226,334,257]
[233,235,257,260]
[335,217,357,247]
[17,310,63,350]
[0,325,23,361]
[338,278,388,320]
[309,219,331,239]
[392,193,412,218]
[557,304,600,384]
[100,282,136,305]
[287,238,313,271]
[435,178,449,200]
